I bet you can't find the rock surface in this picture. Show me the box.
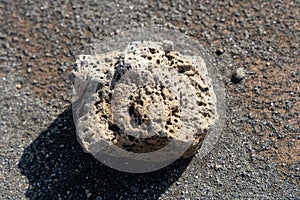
[71,41,218,160]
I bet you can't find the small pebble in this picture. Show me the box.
[16,82,22,89]
[231,67,245,83]
[215,49,224,56]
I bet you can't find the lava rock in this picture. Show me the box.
[70,41,218,161]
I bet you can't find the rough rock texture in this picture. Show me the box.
[71,41,217,160]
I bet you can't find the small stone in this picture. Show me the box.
[16,82,22,89]
[215,49,224,56]
[58,66,67,72]
[130,186,138,193]
[231,67,245,83]
[215,164,222,170]
[1,43,7,48]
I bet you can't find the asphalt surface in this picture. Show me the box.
[0,0,299,199]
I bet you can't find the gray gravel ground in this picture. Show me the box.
[0,0,299,199]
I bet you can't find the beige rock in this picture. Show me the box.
[70,41,218,161]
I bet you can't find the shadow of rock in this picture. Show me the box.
[18,106,192,199]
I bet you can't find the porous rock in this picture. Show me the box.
[70,41,218,161]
